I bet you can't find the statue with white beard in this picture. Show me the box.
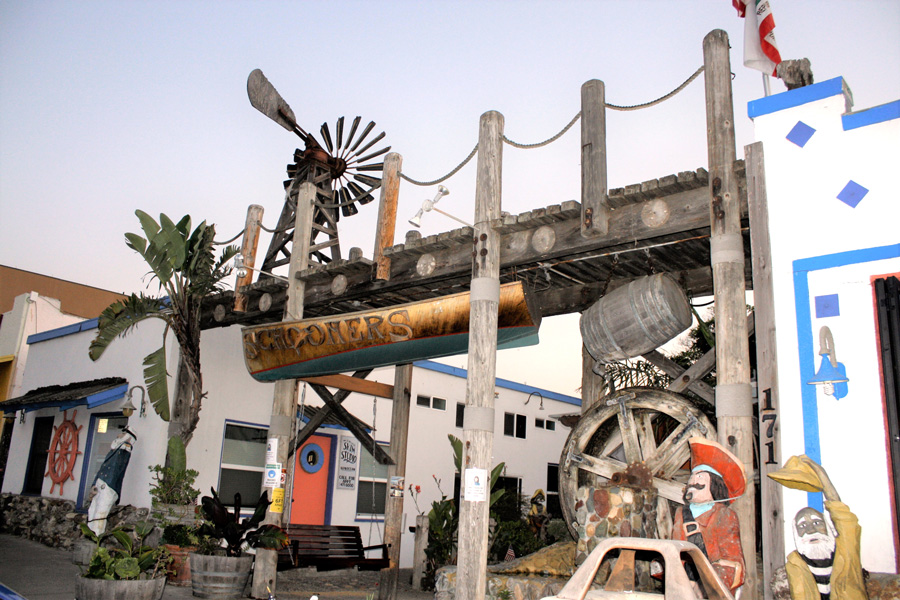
[770,455,868,600]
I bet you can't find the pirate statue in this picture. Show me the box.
[769,455,868,600]
[671,437,746,593]
[87,426,137,535]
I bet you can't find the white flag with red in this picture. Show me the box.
[732,0,782,75]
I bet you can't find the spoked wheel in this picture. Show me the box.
[558,387,716,540]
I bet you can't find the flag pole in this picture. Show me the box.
[762,73,772,97]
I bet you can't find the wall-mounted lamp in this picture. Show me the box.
[409,186,471,228]
[19,410,25,424]
[807,326,849,399]
[121,386,147,418]
[234,255,290,283]
[525,391,545,411]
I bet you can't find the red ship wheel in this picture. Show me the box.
[45,410,83,495]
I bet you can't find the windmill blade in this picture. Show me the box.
[356,162,384,172]
[335,117,345,150]
[349,145,391,166]
[349,131,386,159]
[247,69,309,140]
[349,121,376,152]
[353,173,382,187]
[343,117,361,155]
[340,188,359,217]
[348,181,376,205]
[320,122,334,154]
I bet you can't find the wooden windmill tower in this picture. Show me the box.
[247,69,390,273]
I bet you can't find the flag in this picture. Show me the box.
[733,0,782,75]
[504,545,516,562]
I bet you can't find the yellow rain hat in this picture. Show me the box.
[767,455,823,492]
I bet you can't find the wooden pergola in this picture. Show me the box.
[203,30,780,600]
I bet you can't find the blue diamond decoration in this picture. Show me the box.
[815,294,840,318]
[786,121,816,147]
[837,180,869,208]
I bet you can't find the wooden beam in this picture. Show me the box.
[641,351,715,405]
[293,385,353,451]
[704,29,757,596]
[746,141,784,600]
[457,110,504,600]
[233,204,264,312]
[581,80,609,237]
[378,363,413,600]
[300,374,394,399]
[375,153,402,280]
[310,382,394,466]
[581,344,607,413]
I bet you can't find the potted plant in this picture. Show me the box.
[76,521,171,600]
[161,523,200,586]
[148,446,201,526]
[190,488,288,599]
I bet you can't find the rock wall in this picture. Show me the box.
[0,493,151,549]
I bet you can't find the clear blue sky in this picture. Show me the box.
[2,0,898,394]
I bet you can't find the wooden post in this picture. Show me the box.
[703,29,757,596]
[411,513,430,591]
[581,344,606,413]
[581,80,609,237]
[251,182,315,598]
[234,204,264,312]
[378,363,413,600]
[747,141,784,600]
[375,153,403,280]
[456,110,503,600]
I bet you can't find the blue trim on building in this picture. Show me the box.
[413,359,581,406]
[748,76,848,118]
[792,243,900,511]
[842,100,900,131]
[27,318,99,344]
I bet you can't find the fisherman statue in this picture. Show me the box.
[87,426,136,535]
[671,437,746,594]
[769,455,868,600]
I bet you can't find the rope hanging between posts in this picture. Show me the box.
[399,65,704,186]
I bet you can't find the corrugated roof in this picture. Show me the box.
[2,377,128,413]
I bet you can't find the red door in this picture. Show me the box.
[290,434,333,525]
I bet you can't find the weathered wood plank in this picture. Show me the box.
[299,374,394,399]
[581,80,609,237]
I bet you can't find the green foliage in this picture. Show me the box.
[489,520,545,563]
[161,524,200,547]
[89,210,239,448]
[80,521,171,580]
[167,437,188,473]
[198,488,288,557]
[148,464,200,506]
[497,589,512,600]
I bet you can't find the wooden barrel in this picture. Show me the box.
[72,538,94,566]
[189,554,253,599]
[75,576,166,600]
[580,273,691,364]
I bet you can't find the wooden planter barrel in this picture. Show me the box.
[189,554,253,599]
[75,576,166,600]
[580,273,691,365]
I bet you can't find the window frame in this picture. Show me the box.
[218,420,268,508]
[355,441,391,521]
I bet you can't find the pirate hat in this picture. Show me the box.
[688,437,746,499]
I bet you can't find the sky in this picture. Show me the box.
[1,0,898,397]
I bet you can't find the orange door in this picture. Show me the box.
[290,434,334,525]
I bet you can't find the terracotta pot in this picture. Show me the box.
[164,544,197,586]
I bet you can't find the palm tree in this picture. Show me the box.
[89,211,238,457]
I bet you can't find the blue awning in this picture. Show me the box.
[1,377,128,413]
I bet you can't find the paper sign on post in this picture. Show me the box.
[464,468,488,502]
[266,439,278,463]
[270,488,284,513]
[264,463,281,488]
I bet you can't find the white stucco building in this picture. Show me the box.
[1,316,579,568]
[749,76,899,570]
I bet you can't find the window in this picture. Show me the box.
[77,415,129,508]
[535,418,556,431]
[546,464,562,518]
[503,412,527,439]
[416,395,446,411]
[356,443,391,518]
[219,422,268,507]
[456,403,465,428]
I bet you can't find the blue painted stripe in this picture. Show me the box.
[0,582,29,600]
[84,384,129,408]
[792,243,900,510]
[414,360,581,406]
[27,318,99,344]
[748,76,847,118]
[842,100,900,131]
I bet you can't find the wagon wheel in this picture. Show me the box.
[45,410,83,495]
[558,387,716,540]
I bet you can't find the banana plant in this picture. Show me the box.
[89,211,238,453]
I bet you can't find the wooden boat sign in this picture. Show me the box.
[242,281,541,381]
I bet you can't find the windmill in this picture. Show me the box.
[247,69,390,274]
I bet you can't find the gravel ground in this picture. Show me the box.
[276,567,433,600]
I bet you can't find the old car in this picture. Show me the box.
[541,537,735,600]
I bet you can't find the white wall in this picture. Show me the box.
[751,77,900,571]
